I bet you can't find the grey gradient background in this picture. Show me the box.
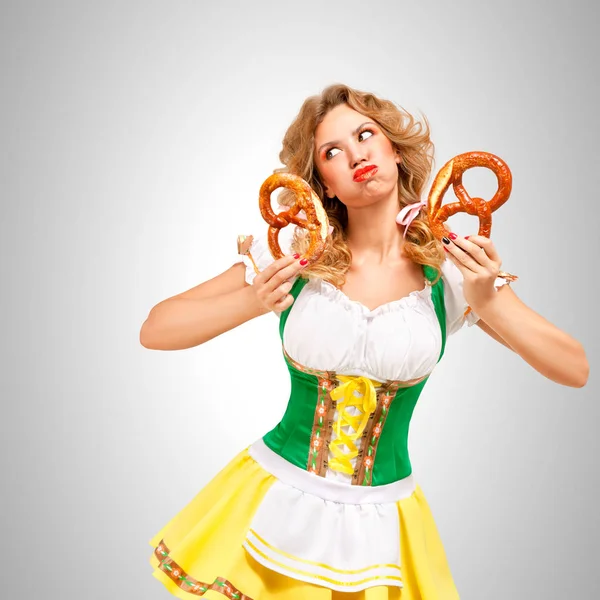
[1,1,598,598]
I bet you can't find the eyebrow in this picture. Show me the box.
[317,121,377,155]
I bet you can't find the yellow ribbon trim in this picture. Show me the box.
[248,529,401,574]
[328,375,381,475]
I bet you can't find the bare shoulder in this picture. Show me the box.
[171,262,249,302]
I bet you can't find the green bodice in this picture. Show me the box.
[262,267,447,486]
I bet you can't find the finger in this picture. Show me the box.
[266,279,294,306]
[443,243,467,272]
[442,236,481,273]
[255,254,297,286]
[464,235,501,264]
[448,234,494,272]
[271,288,295,312]
[257,255,306,291]
[268,258,308,291]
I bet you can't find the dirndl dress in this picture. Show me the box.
[148,232,488,599]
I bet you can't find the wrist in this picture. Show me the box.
[471,284,511,323]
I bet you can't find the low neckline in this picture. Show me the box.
[317,278,432,316]
[316,264,433,316]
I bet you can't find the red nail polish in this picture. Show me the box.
[443,246,448,252]
[448,232,457,240]
[300,258,308,266]
[464,236,470,240]
[293,253,300,259]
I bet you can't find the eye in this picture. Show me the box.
[325,147,341,160]
[358,129,374,142]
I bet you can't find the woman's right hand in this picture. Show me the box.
[252,254,308,313]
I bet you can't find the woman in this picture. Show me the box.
[141,84,589,599]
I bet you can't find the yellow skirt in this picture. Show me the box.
[148,447,460,599]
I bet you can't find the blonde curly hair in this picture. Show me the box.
[274,83,445,287]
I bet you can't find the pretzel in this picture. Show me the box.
[428,152,517,314]
[428,151,512,241]
[258,173,329,264]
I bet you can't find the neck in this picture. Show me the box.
[345,197,405,265]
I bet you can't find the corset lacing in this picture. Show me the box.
[328,375,382,475]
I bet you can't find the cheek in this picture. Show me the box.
[319,163,341,188]
[388,145,399,162]
[371,133,394,155]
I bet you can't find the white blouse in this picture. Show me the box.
[238,229,499,384]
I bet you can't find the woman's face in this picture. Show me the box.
[313,103,401,207]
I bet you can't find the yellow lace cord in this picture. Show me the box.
[328,375,381,475]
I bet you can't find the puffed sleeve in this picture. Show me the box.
[440,258,508,336]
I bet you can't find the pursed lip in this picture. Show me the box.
[353,165,378,182]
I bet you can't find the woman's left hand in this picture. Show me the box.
[442,233,502,313]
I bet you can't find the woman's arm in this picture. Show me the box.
[139,262,269,350]
[475,318,513,350]
[474,284,588,387]
[443,234,589,388]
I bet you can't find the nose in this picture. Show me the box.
[348,141,367,168]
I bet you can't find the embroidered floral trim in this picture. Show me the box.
[353,384,401,486]
[308,377,336,475]
[154,540,253,599]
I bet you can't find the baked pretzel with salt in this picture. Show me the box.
[259,173,329,263]
[238,173,330,274]
[428,151,517,284]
